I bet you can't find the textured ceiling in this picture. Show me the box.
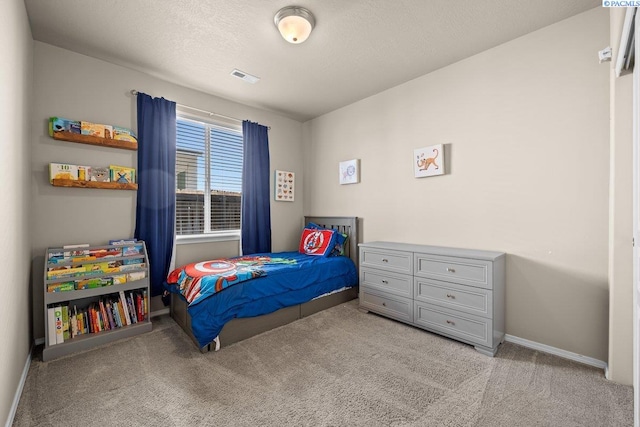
[24,0,601,122]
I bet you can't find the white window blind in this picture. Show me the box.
[175,116,243,236]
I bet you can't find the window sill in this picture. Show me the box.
[176,232,240,245]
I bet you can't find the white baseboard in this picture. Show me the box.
[150,307,169,318]
[504,334,608,371]
[5,346,32,427]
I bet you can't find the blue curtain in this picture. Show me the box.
[241,120,271,254]
[135,93,177,297]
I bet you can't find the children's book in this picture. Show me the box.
[116,300,127,326]
[99,300,111,331]
[83,260,121,274]
[81,121,112,138]
[120,263,145,272]
[143,290,148,318]
[63,243,89,258]
[77,165,91,181]
[75,277,113,290]
[90,167,110,182]
[126,271,146,282]
[111,300,122,327]
[136,293,144,321]
[54,306,64,344]
[71,255,96,262]
[127,294,137,324]
[109,165,135,184]
[119,291,132,325]
[47,282,75,293]
[122,244,144,256]
[47,266,86,279]
[70,307,78,338]
[49,117,81,136]
[82,311,89,334]
[47,251,65,263]
[111,274,127,285]
[109,238,137,246]
[49,163,79,182]
[62,306,70,340]
[88,248,122,258]
[112,126,137,142]
[105,301,116,330]
[47,307,57,345]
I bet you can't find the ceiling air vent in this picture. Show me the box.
[231,69,260,84]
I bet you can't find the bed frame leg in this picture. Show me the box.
[198,337,221,353]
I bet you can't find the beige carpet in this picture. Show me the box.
[13,301,633,426]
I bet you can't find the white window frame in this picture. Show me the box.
[175,110,243,244]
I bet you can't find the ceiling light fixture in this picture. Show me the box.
[274,6,315,44]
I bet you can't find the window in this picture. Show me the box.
[175,115,243,238]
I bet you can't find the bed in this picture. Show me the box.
[167,216,359,351]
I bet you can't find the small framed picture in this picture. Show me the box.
[414,144,445,178]
[339,159,360,185]
[274,170,295,202]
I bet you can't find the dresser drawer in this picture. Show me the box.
[414,253,492,289]
[414,278,493,318]
[414,301,492,348]
[360,288,413,324]
[360,248,412,275]
[360,267,412,298]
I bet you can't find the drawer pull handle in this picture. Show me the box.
[382,258,389,263]
[446,320,455,325]
[446,294,456,299]
[381,280,389,284]
[446,267,456,273]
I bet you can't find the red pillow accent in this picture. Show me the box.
[298,228,336,257]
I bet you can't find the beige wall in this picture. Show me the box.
[0,0,33,424]
[31,42,304,339]
[607,8,633,385]
[303,8,611,362]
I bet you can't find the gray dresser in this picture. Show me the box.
[358,241,505,356]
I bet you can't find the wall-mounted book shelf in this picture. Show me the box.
[51,179,138,190]
[52,131,138,151]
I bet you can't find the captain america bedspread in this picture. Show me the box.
[165,251,358,348]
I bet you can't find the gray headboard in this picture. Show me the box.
[303,216,358,269]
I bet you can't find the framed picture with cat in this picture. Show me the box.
[414,144,445,178]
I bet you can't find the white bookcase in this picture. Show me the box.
[43,242,152,361]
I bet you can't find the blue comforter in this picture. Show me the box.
[165,251,357,348]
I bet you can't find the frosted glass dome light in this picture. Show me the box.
[274,6,315,44]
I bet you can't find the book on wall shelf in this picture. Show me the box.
[42,241,152,362]
[109,165,136,184]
